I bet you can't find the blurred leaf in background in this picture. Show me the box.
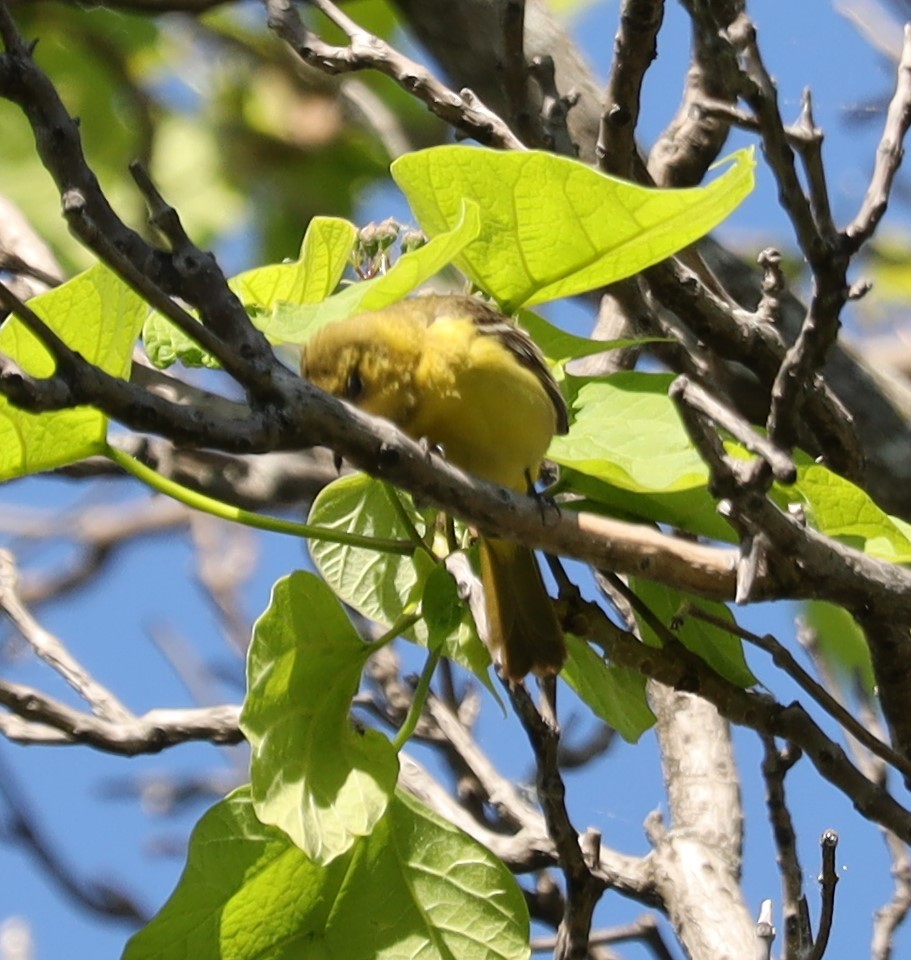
[4,1,444,275]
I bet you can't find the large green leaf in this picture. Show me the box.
[785,462,911,563]
[548,372,733,540]
[552,373,707,491]
[241,572,398,864]
[309,474,430,630]
[561,635,655,742]
[123,788,530,960]
[392,146,755,310]
[0,264,146,481]
[550,372,911,560]
[632,580,755,688]
[309,474,492,681]
[233,216,357,310]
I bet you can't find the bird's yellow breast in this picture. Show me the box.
[302,298,562,492]
[407,316,558,491]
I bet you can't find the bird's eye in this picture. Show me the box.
[345,367,364,400]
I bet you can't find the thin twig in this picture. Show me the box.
[401,700,655,900]
[846,24,911,250]
[531,914,675,959]
[760,736,811,958]
[645,259,863,481]
[598,0,664,177]
[724,14,824,264]
[799,624,911,960]
[127,162,282,398]
[265,0,524,150]
[805,830,839,960]
[683,604,911,782]
[756,899,776,960]
[0,677,242,754]
[793,89,836,243]
[508,681,605,959]
[527,55,578,156]
[670,376,797,483]
[573,584,911,846]
[756,247,786,326]
[60,191,237,374]
[0,550,132,723]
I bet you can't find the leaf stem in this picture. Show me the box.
[105,443,415,554]
[367,606,423,654]
[381,481,435,558]
[392,644,443,751]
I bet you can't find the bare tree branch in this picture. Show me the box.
[647,682,756,957]
[0,550,132,722]
[649,0,743,187]
[846,23,911,248]
[805,830,839,960]
[0,678,242,753]
[509,680,605,958]
[760,737,811,958]
[264,0,524,150]
[578,584,911,846]
[598,0,664,178]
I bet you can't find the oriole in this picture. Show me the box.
[302,294,568,680]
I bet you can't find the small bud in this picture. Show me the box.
[400,229,427,254]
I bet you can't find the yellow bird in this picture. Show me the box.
[302,294,568,680]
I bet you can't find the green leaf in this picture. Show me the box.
[518,308,663,367]
[348,789,530,960]
[552,373,708,490]
[422,561,470,651]
[392,146,755,310]
[232,216,357,310]
[142,217,358,369]
[260,199,482,344]
[549,372,733,540]
[632,580,756,688]
[551,372,911,560]
[240,572,398,864]
[142,311,220,371]
[309,474,492,682]
[423,556,495,684]
[0,264,146,481]
[123,788,530,960]
[801,601,875,694]
[561,635,655,742]
[309,473,429,630]
[783,462,911,563]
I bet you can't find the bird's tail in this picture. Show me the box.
[478,537,566,681]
